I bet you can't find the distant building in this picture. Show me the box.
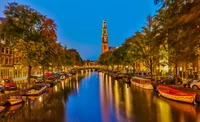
[109,46,118,51]
[84,60,96,66]
[101,20,119,54]
[0,41,14,78]
[0,17,5,24]
[0,17,27,78]
[101,20,109,54]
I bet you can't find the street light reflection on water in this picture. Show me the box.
[1,71,200,122]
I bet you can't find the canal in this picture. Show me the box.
[1,71,200,122]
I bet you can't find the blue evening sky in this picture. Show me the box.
[0,0,158,60]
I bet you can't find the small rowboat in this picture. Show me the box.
[0,106,5,113]
[8,96,23,105]
[157,85,196,104]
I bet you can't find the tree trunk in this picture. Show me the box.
[132,62,136,73]
[42,66,45,82]
[150,58,153,81]
[28,65,32,83]
[175,63,178,84]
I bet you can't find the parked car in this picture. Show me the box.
[156,76,172,82]
[160,77,182,85]
[190,79,200,90]
[1,78,17,90]
[45,72,56,79]
[183,79,197,88]
[0,85,4,93]
[52,73,61,79]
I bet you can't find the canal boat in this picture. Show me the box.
[157,85,196,104]
[26,83,48,96]
[8,96,23,105]
[28,92,48,101]
[0,106,5,113]
[131,77,154,89]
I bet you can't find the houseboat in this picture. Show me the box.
[131,77,154,90]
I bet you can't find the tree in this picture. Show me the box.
[153,0,199,83]
[97,51,113,66]
[0,2,57,82]
[68,49,84,66]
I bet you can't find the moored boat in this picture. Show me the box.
[26,83,48,96]
[157,85,196,104]
[131,77,153,89]
[8,96,23,105]
[7,103,22,112]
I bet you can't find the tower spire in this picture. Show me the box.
[101,20,109,54]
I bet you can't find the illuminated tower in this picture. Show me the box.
[102,20,109,54]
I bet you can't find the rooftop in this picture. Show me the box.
[0,17,5,22]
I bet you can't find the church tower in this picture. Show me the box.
[102,20,109,54]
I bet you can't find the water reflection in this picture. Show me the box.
[0,75,84,122]
[98,72,200,122]
[154,95,197,122]
[1,72,200,122]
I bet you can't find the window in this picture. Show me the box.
[6,48,9,54]
[16,57,19,63]
[10,49,12,54]
[2,47,4,54]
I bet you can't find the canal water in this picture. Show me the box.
[1,71,200,122]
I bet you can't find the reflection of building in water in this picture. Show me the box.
[124,84,132,118]
[100,73,127,122]
[108,76,113,108]
[88,70,91,76]
[157,96,197,121]
[54,85,58,92]
[81,70,84,75]
[62,81,64,90]
[76,78,79,93]
[114,79,122,121]
[155,96,173,122]
[85,69,91,79]
[100,73,109,122]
